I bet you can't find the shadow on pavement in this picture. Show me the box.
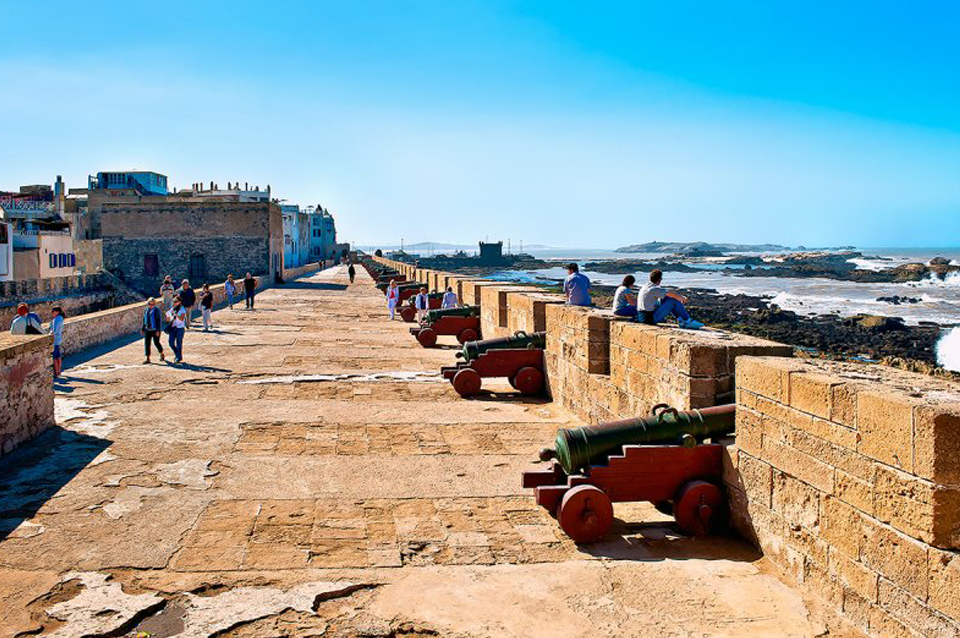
[578,521,762,563]
[53,375,107,393]
[0,426,111,542]
[281,281,349,291]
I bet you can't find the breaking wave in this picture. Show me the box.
[937,327,960,372]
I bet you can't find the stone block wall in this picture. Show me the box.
[282,262,322,281]
[505,290,565,335]
[727,357,960,637]
[0,334,55,457]
[479,285,538,339]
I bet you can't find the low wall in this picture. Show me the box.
[282,261,322,281]
[0,334,55,457]
[726,357,960,636]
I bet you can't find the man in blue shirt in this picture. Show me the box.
[563,263,592,307]
[48,306,64,378]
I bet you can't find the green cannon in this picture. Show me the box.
[456,330,546,363]
[378,280,422,293]
[539,404,736,474]
[424,305,480,323]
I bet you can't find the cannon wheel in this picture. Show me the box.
[457,328,479,344]
[452,368,482,397]
[673,480,724,536]
[514,366,544,395]
[558,485,613,543]
[400,307,417,323]
[416,328,438,348]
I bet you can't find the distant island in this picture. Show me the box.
[616,241,790,254]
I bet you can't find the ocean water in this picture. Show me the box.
[491,246,960,371]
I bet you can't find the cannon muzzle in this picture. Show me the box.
[456,331,546,362]
[544,404,736,474]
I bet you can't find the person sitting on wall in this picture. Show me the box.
[612,275,638,318]
[10,303,43,335]
[441,286,459,309]
[563,263,592,307]
[638,269,703,329]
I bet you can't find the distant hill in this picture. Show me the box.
[616,241,790,254]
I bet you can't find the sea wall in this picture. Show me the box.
[0,334,55,457]
[372,255,960,633]
[0,273,132,329]
[725,357,960,637]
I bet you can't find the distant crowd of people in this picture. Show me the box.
[10,272,261,371]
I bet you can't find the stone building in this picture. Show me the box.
[100,199,283,295]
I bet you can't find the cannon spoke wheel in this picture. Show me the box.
[457,328,479,344]
[400,307,417,322]
[673,480,724,536]
[558,485,614,543]
[452,368,482,397]
[514,366,544,395]
[416,328,438,347]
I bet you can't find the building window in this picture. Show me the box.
[144,254,159,277]
[188,254,207,280]
[49,253,57,268]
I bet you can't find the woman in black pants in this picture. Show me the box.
[141,297,166,364]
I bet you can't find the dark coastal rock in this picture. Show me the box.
[849,314,907,332]
[930,256,951,266]
[581,260,701,275]
[877,295,921,305]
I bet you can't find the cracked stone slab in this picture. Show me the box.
[156,459,219,490]
[174,580,372,638]
[45,572,166,638]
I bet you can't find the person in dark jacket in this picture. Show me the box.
[141,298,165,364]
[348,263,356,283]
[243,273,257,309]
[178,279,196,329]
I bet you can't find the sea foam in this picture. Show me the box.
[937,327,960,372]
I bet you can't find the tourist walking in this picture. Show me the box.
[159,276,175,312]
[441,286,458,309]
[639,270,703,329]
[243,273,257,309]
[9,303,43,335]
[386,280,399,320]
[178,280,196,328]
[612,275,638,318]
[224,274,237,309]
[141,298,165,364]
[165,296,187,364]
[348,263,356,283]
[415,287,429,323]
[48,306,64,378]
[563,263,592,307]
[200,284,214,331]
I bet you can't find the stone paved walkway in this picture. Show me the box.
[0,266,857,638]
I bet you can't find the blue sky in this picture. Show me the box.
[1,1,958,248]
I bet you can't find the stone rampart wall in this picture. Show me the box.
[726,357,960,637]
[282,262,322,281]
[372,255,960,631]
[0,334,55,457]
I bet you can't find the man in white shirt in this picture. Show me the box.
[441,287,458,309]
[638,270,703,329]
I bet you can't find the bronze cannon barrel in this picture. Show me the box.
[456,331,546,362]
[540,404,736,474]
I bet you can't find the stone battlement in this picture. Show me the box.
[374,255,960,635]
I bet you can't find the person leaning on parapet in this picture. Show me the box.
[563,263,592,307]
[348,263,356,284]
[612,275,638,319]
[178,279,197,329]
[48,306,65,378]
[638,269,703,330]
[141,297,166,364]
[386,279,399,320]
[414,287,429,323]
[10,303,43,335]
[441,286,459,309]
[224,274,238,310]
[159,276,175,312]
[243,272,257,309]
